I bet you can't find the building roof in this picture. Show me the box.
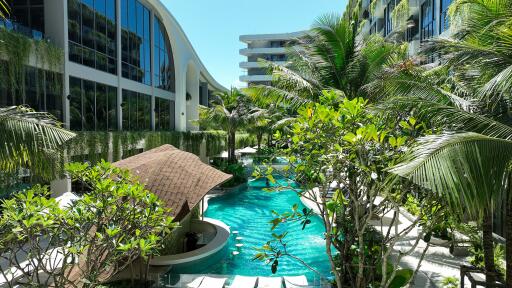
[113,145,232,221]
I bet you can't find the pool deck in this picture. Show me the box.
[300,192,471,288]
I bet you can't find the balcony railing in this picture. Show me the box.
[0,19,44,40]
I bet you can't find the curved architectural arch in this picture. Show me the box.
[142,0,227,131]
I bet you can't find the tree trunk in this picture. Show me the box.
[506,194,512,287]
[257,132,263,151]
[482,208,496,286]
[228,131,236,163]
[325,225,343,288]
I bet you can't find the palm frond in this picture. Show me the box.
[0,106,76,180]
[376,97,512,140]
[389,132,512,217]
[0,0,9,20]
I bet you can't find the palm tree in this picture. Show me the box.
[369,0,512,284]
[0,0,9,20]
[199,88,263,163]
[0,106,76,181]
[245,14,407,109]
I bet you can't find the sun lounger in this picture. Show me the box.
[283,275,308,288]
[258,277,282,288]
[198,276,227,288]
[229,275,258,288]
[179,275,204,288]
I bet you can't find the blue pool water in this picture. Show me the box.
[168,175,331,281]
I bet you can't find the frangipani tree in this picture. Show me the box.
[199,88,264,163]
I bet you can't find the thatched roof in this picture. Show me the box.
[113,144,231,221]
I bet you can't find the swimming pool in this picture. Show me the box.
[166,175,332,281]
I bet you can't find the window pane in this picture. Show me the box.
[108,86,117,131]
[45,71,63,121]
[69,77,82,131]
[96,83,107,130]
[83,80,95,131]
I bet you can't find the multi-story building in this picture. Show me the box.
[358,0,452,59]
[0,0,225,132]
[239,31,306,87]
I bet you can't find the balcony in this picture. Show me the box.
[239,47,287,56]
[0,19,44,40]
[239,61,289,69]
[239,75,273,83]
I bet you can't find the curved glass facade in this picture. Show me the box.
[154,18,175,92]
[121,0,151,85]
[68,0,117,74]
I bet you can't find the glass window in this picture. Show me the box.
[70,77,83,131]
[96,83,108,130]
[154,18,175,92]
[83,80,95,131]
[70,77,117,131]
[421,0,435,42]
[68,0,117,74]
[0,60,63,120]
[108,86,117,130]
[9,0,45,35]
[45,71,63,121]
[384,0,396,36]
[440,0,451,33]
[155,97,171,131]
[122,89,151,131]
[121,0,151,85]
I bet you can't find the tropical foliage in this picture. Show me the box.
[0,106,75,180]
[253,93,442,288]
[199,88,263,163]
[0,0,8,20]
[245,14,407,109]
[371,0,512,285]
[0,162,174,287]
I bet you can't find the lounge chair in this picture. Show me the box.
[198,276,227,288]
[283,275,308,288]
[229,275,258,288]
[257,277,282,288]
[179,275,204,288]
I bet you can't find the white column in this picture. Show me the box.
[45,0,69,128]
[174,68,187,132]
[186,71,200,131]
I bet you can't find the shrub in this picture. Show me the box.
[210,158,247,188]
[0,161,175,288]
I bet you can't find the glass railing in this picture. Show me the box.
[0,19,44,40]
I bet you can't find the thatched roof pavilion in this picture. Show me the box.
[113,144,231,221]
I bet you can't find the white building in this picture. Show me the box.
[0,0,225,132]
[239,31,306,87]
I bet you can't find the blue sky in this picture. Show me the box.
[163,0,346,88]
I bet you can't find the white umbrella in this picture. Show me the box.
[55,192,80,208]
[237,147,257,154]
